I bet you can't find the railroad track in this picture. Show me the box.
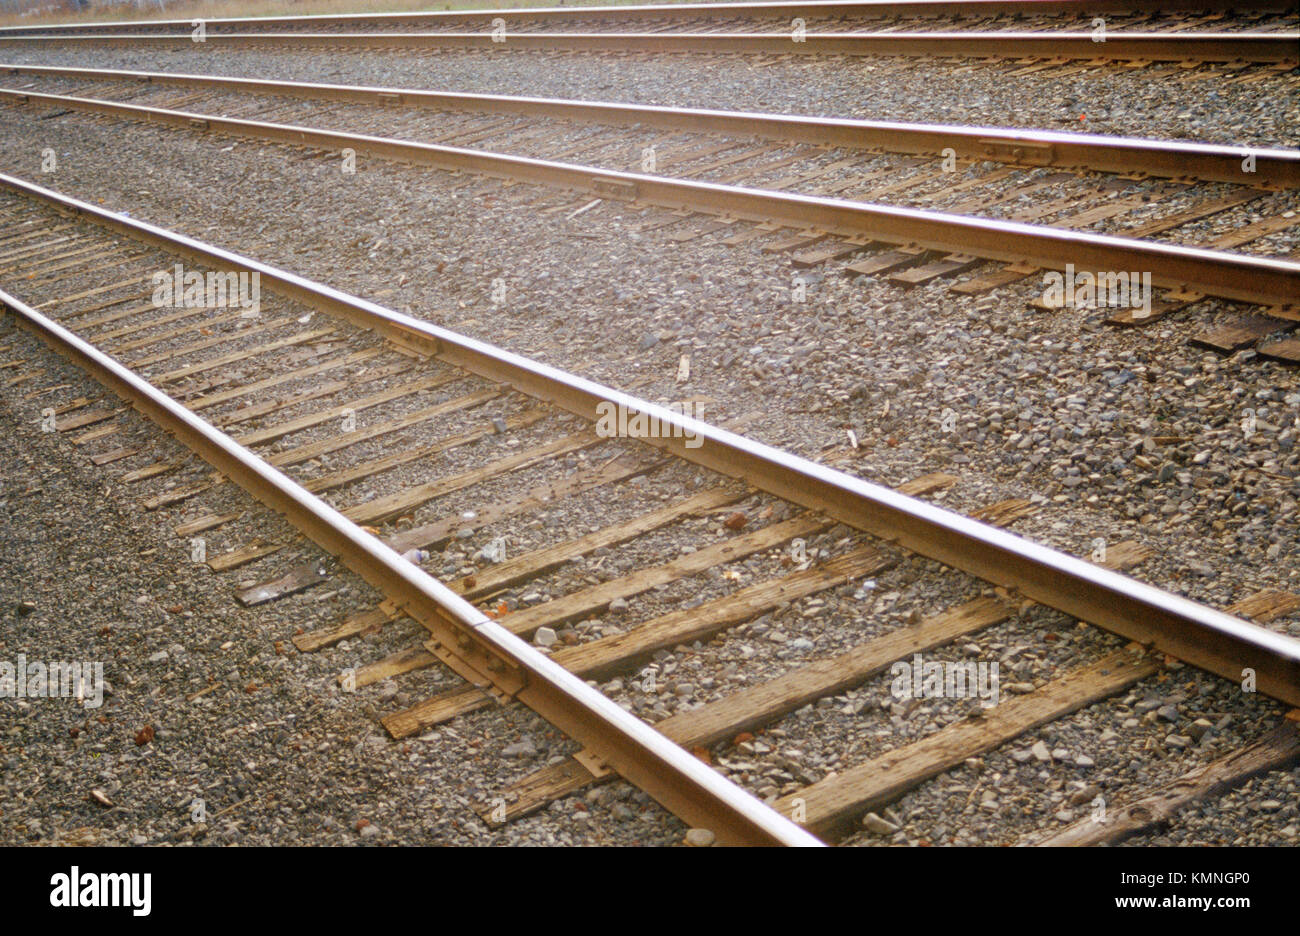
[0,28,1295,65]
[1,171,1297,845]
[0,1,1294,64]
[0,0,1295,36]
[2,65,1298,357]
[4,63,1298,189]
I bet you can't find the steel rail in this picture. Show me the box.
[0,276,823,850]
[3,87,1297,306]
[1,170,1297,711]
[0,30,1294,63]
[0,0,1293,34]
[6,63,1296,188]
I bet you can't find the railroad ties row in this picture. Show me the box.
[2,186,1297,844]
[2,71,1296,359]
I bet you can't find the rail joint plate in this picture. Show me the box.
[422,634,527,701]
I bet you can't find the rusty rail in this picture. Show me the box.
[2,86,1296,306]
[0,0,1293,34]
[0,243,823,850]
[0,30,1294,63]
[5,63,1297,188]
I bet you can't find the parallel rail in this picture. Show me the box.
[0,193,823,850]
[6,63,1297,188]
[1,168,1296,717]
[3,86,1297,306]
[0,30,1294,62]
[0,0,1294,34]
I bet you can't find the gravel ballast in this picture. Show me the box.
[0,41,1296,847]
